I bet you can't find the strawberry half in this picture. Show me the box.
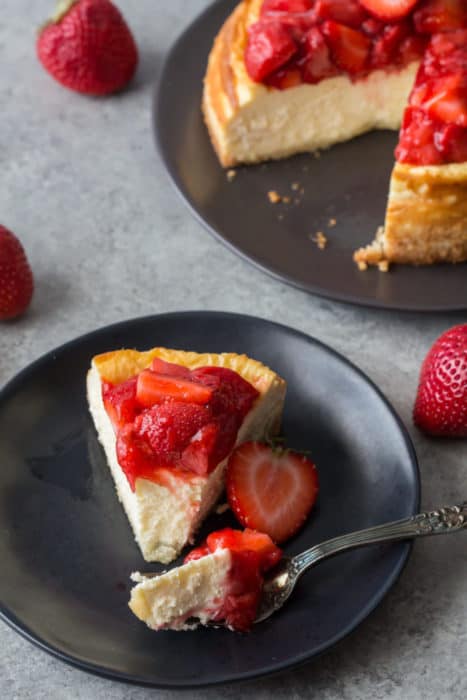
[414,0,467,34]
[245,21,298,82]
[0,225,34,321]
[226,442,319,543]
[359,0,419,21]
[413,324,467,437]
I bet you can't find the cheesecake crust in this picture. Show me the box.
[354,161,467,266]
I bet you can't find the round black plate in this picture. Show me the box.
[0,311,419,687]
[154,0,467,312]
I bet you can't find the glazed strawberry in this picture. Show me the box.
[0,226,34,321]
[37,0,138,96]
[261,0,312,13]
[315,0,368,29]
[423,75,467,127]
[226,442,319,543]
[136,370,214,407]
[413,325,467,437]
[395,106,444,164]
[359,0,419,21]
[414,0,467,34]
[150,357,192,378]
[302,27,338,83]
[205,528,282,570]
[102,377,138,432]
[245,21,297,81]
[134,402,211,460]
[322,21,371,75]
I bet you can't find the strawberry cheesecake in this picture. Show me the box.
[87,347,286,563]
[129,528,282,631]
[203,0,467,266]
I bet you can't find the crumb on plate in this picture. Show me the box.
[311,231,328,250]
[268,190,282,204]
[226,169,236,181]
[328,218,336,227]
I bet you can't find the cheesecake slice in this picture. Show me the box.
[129,528,282,631]
[87,348,286,564]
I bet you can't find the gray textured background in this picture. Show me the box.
[1,1,466,698]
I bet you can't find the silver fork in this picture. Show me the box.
[256,502,467,623]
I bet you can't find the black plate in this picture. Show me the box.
[154,0,467,312]
[0,311,419,687]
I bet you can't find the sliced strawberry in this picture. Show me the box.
[436,123,467,162]
[102,377,139,432]
[414,0,467,34]
[423,75,467,127]
[302,27,339,83]
[261,0,312,12]
[245,21,298,82]
[226,442,319,543]
[134,402,210,459]
[359,0,419,21]
[362,17,384,35]
[315,0,368,29]
[322,21,371,75]
[116,424,160,491]
[396,106,444,164]
[268,66,303,89]
[136,369,213,407]
[191,366,259,417]
[150,357,191,378]
[180,422,220,475]
[206,528,282,571]
[371,20,411,67]
[398,35,428,65]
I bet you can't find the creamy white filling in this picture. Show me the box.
[207,62,419,165]
[129,550,232,630]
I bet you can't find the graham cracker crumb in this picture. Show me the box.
[283,196,291,204]
[328,218,336,227]
[311,231,328,250]
[268,190,282,204]
[215,503,230,515]
[378,260,390,272]
[357,261,368,271]
[226,169,236,181]
[291,182,300,191]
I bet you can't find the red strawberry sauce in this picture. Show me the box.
[185,528,282,631]
[102,360,259,490]
[244,0,467,165]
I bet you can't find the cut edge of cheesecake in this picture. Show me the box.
[129,549,232,631]
[87,347,286,564]
[354,161,467,267]
[202,0,419,168]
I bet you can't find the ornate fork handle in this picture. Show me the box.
[292,502,467,577]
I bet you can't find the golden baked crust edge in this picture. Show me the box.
[354,161,467,266]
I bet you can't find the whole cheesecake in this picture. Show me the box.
[87,348,286,563]
[203,0,467,266]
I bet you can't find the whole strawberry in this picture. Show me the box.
[37,0,138,96]
[0,226,34,321]
[413,325,467,437]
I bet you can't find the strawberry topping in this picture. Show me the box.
[246,0,432,87]
[226,442,319,543]
[185,528,282,632]
[396,29,467,165]
[103,362,259,489]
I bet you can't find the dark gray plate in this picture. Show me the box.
[154,0,467,312]
[0,311,419,687]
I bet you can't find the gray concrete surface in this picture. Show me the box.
[1,1,466,698]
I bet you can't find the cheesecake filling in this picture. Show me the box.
[102,359,260,491]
